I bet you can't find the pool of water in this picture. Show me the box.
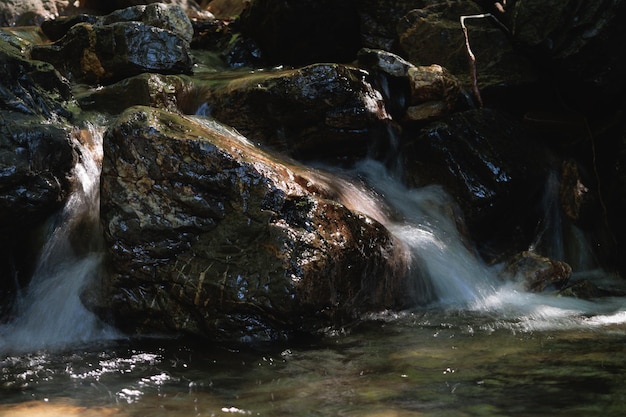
[2,304,626,417]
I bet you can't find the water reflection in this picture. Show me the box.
[2,310,626,417]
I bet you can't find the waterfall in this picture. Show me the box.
[0,124,117,353]
[326,159,499,307]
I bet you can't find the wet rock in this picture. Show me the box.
[401,108,553,260]
[238,0,361,66]
[76,72,189,114]
[97,2,194,43]
[396,1,535,95]
[0,35,75,230]
[0,0,72,27]
[181,63,392,162]
[41,2,200,43]
[87,106,410,342]
[0,30,77,319]
[0,34,72,119]
[0,115,74,229]
[30,4,194,85]
[503,251,571,292]
[357,49,461,121]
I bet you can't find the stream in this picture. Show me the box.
[2,122,626,416]
[1,308,626,416]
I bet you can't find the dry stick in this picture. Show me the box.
[460,13,510,109]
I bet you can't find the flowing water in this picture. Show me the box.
[0,124,117,353]
[2,133,626,416]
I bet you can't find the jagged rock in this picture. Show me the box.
[31,4,194,85]
[238,0,361,66]
[180,63,392,161]
[87,106,410,342]
[503,251,571,292]
[0,34,72,118]
[401,108,553,260]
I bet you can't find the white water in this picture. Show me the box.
[0,124,117,353]
[343,159,626,330]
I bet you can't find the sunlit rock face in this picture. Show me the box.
[30,3,194,85]
[87,106,410,343]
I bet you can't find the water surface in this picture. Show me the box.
[2,304,626,417]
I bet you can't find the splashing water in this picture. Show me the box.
[333,160,626,330]
[0,124,117,353]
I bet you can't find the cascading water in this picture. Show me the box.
[0,124,117,353]
[322,158,626,331]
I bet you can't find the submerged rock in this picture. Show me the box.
[31,3,194,85]
[87,106,410,342]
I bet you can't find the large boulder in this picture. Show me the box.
[31,3,194,85]
[86,106,410,342]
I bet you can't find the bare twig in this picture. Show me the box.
[459,13,511,108]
